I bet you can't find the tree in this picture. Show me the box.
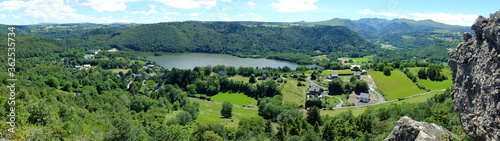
[176,111,193,126]
[282,66,291,72]
[221,101,233,118]
[249,74,256,84]
[418,68,427,79]
[328,79,344,94]
[46,76,60,87]
[354,80,369,93]
[383,66,391,76]
[307,106,321,126]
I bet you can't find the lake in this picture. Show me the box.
[147,53,308,70]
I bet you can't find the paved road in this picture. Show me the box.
[307,76,344,108]
[306,75,445,109]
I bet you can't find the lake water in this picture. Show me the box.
[147,53,306,70]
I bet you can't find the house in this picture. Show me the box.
[84,54,95,59]
[74,65,81,70]
[276,78,283,83]
[145,75,151,80]
[360,92,370,103]
[330,73,339,79]
[361,70,367,75]
[218,71,227,77]
[131,74,142,77]
[90,49,101,54]
[350,65,361,71]
[353,72,362,79]
[83,64,91,68]
[308,86,322,95]
[144,62,154,68]
[108,48,118,52]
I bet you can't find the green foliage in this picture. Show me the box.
[383,66,392,76]
[221,101,233,118]
[306,106,321,126]
[249,74,256,84]
[175,111,193,126]
[328,79,344,94]
[354,80,369,93]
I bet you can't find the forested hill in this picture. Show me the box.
[68,22,376,55]
[306,18,470,49]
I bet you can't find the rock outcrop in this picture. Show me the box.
[384,116,455,141]
[448,10,500,140]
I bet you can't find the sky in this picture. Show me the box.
[0,0,498,26]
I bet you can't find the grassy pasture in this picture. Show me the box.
[370,70,425,100]
[211,92,256,107]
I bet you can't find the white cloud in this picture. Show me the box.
[0,14,7,19]
[150,5,156,9]
[131,9,158,15]
[166,12,179,15]
[247,1,256,6]
[154,0,217,9]
[190,12,201,16]
[15,0,133,24]
[359,9,477,26]
[271,0,318,13]
[75,0,133,12]
[0,0,28,11]
[248,12,257,16]
[409,13,477,26]
[220,0,231,2]
[237,14,244,17]
[358,9,408,19]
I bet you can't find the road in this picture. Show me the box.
[307,76,344,108]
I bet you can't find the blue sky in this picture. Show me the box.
[0,0,498,26]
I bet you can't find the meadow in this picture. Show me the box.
[281,78,308,106]
[211,92,257,107]
[193,99,259,128]
[370,70,426,100]
[407,67,453,90]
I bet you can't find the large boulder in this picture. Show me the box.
[384,116,455,141]
[448,10,500,140]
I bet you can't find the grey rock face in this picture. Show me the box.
[384,116,455,141]
[448,10,500,140]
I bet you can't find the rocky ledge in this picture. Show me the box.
[448,10,500,140]
[384,116,456,141]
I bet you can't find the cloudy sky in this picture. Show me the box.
[0,0,498,26]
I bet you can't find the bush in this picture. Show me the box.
[383,67,391,76]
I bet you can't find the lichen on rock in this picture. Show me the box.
[448,10,500,140]
[384,116,456,141]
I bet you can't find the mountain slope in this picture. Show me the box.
[74,22,376,55]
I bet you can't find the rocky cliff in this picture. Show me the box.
[384,116,455,141]
[448,11,500,140]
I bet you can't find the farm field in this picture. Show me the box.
[407,67,453,90]
[193,99,259,128]
[211,92,257,107]
[281,78,308,106]
[337,56,373,65]
[370,70,426,100]
[321,70,356,76]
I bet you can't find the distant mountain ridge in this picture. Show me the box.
[306,18,471,40]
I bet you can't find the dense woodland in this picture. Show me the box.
[0,21,469,140]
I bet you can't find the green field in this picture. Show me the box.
[193,99,259,128]
[408,67,453,90]
[321,91,441,116]
[323,96,341,107]
[371,70,425,100]
[321,70,356,76]
[338,56,373,65]
[211,92,257,107]
[229,75,249,82]
[282,79,308,106]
